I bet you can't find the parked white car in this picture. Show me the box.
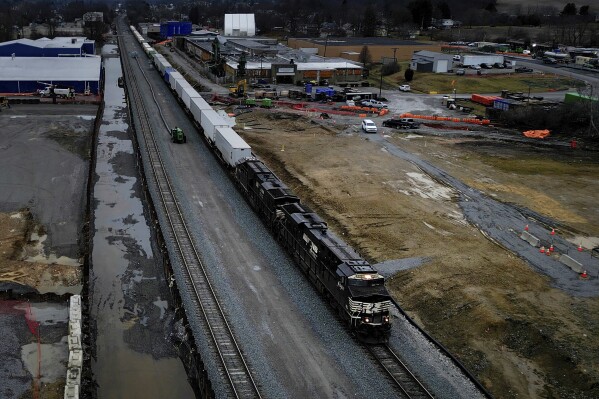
[361,119,377,133]
[399,84,411,92]
[453,55,461,61]
[346,100,356,106]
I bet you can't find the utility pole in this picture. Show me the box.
[391,47,399,63]
[323,34,328,58]
[379,71,383,97]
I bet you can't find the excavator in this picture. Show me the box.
[228,79,247,98]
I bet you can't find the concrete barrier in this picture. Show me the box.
[65,294,83,399]
[520,230,540,247]
[64,385,79,399]
[559,254,584,273]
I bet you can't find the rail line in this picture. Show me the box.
[117,24,261,399]
[368,344,434,399]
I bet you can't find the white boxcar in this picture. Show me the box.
[152,52,161,67]
[200,109,229,142]
[159,59,172,74]
[181,87,201,109]
[168,71,184,91]
[175,77,193,99]
[190,97,213,124]
[215,127,251,167]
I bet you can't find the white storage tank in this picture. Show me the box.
[215,126,252,167]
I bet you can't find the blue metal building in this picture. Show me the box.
[0,37,95,57]
[160,21,192,39]
[0,56,102,94]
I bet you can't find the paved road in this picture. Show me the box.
[508,56,599,92]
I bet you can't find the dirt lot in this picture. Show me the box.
[236,109,599,398]
[0,211,81,293]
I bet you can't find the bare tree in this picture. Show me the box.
[359,45,372,66]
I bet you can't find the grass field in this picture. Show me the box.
[372,66,584,95]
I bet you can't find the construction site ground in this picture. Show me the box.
[235,108,599,398]
[0,104,94,398]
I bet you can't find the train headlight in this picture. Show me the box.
[363,317,371,323]
[383,316,390,323]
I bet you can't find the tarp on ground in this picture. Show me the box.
[523,130,550,139]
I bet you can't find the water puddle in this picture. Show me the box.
[90,49,194,398]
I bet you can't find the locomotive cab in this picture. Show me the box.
[346,273,392,343]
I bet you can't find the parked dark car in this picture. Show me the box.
[493,62,505,69]
[382,118,420,129]
[480,63,492,69]
[543,57,557,64]
[515,66,533,73]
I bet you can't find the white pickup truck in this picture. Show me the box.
[38,87,72,98]
[360,99,388,109]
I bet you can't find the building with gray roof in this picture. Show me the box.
[0,37,95,57]
[0,56,101,94]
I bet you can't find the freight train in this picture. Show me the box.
[128,25,392,343]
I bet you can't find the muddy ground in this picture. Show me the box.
[0,105,95,398]
[0,211,81,294]
[236,109,599,398]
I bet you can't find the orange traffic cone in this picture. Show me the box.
[546,248,551,256]
[540,246,546,253]
[581,270,588,279]
[549,244,554,252]
[551,228,555,236]
[578,244,583,252]
[524,224,529,231]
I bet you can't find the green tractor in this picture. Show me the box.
[170,127,186,144]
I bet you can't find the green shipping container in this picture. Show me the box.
[564,92,599,104]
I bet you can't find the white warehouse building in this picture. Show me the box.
[224,14,256,37]
[410,50,455,73]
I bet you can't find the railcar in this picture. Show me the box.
[236,160,392,342]
[134,30,392,342]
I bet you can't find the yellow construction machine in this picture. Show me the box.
[229,79,247,98]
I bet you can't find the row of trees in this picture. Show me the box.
[0,0,113,43]
[122,0,597,46]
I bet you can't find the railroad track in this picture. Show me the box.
[369,344,434,399]
[117,24,261,399]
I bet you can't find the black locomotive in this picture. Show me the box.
[236,159,392,343]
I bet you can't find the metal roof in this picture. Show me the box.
[226,60,362,70]
[0,37,93,49]
[0,56,101,81]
